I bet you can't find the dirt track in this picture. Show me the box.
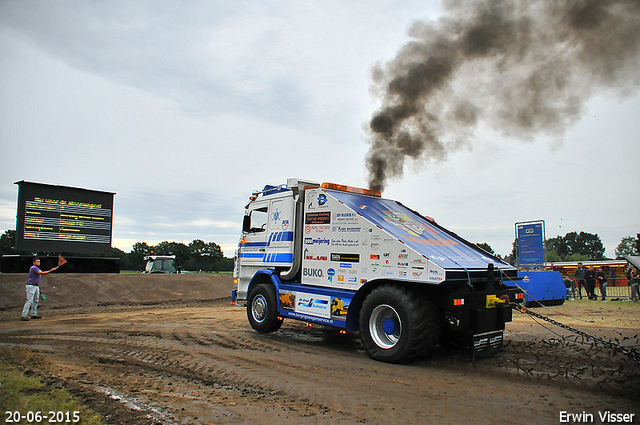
[1,274,639,424]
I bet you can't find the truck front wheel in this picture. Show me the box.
[359,285,440,363]
[247,283,283,333]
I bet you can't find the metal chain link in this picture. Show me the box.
[511,303,640,363]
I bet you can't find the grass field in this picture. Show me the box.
[0,361,105,425]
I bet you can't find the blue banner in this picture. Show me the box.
[517,222,544,266]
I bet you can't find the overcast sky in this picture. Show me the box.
[1,0,639,259]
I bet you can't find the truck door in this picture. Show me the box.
[240,197,295,269]
[264,198,294,267]
[240,202,269,267]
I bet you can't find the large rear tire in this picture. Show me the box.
[359,285,441,363]
[247,283,283,333]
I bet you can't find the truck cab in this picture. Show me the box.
[233,178,523,363]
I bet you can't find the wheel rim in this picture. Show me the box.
[369,304,401,349]
[251,294,267,323]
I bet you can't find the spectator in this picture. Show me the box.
[585,266,597,300]
[574,263,587,300]
[563,275,576,299]
[596,267,608,301]
[609,267,617,287]
[630,266,640,302]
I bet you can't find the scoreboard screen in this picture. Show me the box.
[15,181,115,254]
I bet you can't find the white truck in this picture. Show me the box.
[233,178,523,363]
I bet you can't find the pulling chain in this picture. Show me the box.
[511,302,640,363]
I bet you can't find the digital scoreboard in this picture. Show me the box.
[15,181,115,254]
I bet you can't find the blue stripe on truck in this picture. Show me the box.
[239,252,293,263]
[241,231,294,248]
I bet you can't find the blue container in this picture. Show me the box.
[517,271,566,306]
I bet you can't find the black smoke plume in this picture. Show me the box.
[366,0,640,192]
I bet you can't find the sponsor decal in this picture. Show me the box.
[412,271,423,277]
[305,225,311,234]
[331,253,360,263]
[370,254,380,260]
[303,268,324,278]
[304,237,330,245]
[279,291,296,309]
[281,219,289,230]
[327,268,336,282]
[331,297,349,317]
[332,212,358,222]
[397,262,408,267]
[363,237,381,250]
[338,275,345,282]
[317,194,328,207]
[331,238,359,247]
[305,253,328,261]
[308,225,331,233]
[285,310,334,323]
[339,263,353,269]
[348,277,358,283]
[306,211,331,224]
[399,271,408,277]
[332,226,362,233]
[398,249,408,259]
[360,279,368,284]
[429,269,441,274]
[296,294,331,318]
[429,276,444,281]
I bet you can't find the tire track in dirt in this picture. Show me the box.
[1,302,639,424]
[2,319,368,421]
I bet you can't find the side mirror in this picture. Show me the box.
[242,215,251,233]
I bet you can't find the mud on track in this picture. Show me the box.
[1,274,639,424]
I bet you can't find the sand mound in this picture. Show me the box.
[0,273,233,310]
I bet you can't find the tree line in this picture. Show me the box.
[2,229,638,270]
[0,230,233,272]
